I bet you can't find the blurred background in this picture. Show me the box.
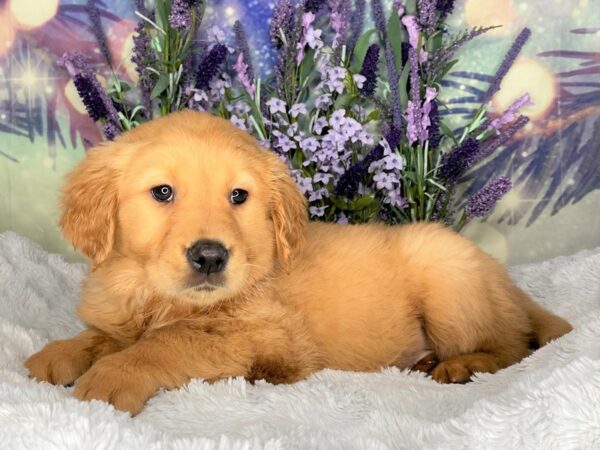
[0,0,598,265]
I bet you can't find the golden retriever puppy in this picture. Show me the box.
[25,111,572,414]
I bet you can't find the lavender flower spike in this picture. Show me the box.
[418,0,436,34]
[405,47,422,145]
[234,53,255,97]
[482,28,532,102]
[348,0,365,50]
[385,42,402,130]
[169,0,191,30]
[304,0,324,13]
[475,115,529,163]
[465,176,512,219]
[488,93,531,133]
[59,52,120,134]
[195,44,228,91]
[438,138,480,183]
[233,21,255,82]
[370,0,387,38]
[359,44,380,97]
[86,0,112,66]
[270,0,295,47]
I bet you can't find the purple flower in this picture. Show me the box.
[169,0,191,30]
[384,42,402,130]
[103,122,120,141]
[314,172,333,184]
[309,205,328,217]
[329,0,351,49]
[316,93,332,109]
[270,0,295,47]
[420,87,438,142]
[329,109,346,130]
[266,97,286,115]
[334,143,384,198]
[373,172,397,191]
[359,44,380,97]
[348,0,365,50]
[465,176,512,219]
[476,115,530,163]
[483,28,532,102]
[418,0,436,34]
[436,0,455,20]
[370,0,387,37]
[353,74,366,89]
[405,47,422,145]
[304,0,324,13]
[428,101,442,148]
[314,117,328,134]
[207,25,226,44]
[290,103,308,118]
[386,188,406,209]
[402,15,428,62]
[59,52,120,134]
[301,137,319,152]
[234,53,255,97]
[230,115,247,131]
[438,138,480,183]
[195,44,228,91]
[233,21,255,82]
[86,0,112,65]
[488,93,531,133]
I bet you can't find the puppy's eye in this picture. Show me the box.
[151,185,174,203]
[230,188,248,205]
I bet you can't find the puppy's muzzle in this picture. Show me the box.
[186,240,229,275]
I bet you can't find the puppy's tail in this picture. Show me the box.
[512,286,573,348]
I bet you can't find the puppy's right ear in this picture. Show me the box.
[59,144,122,266]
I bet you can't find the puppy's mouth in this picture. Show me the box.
[192,284,217,292]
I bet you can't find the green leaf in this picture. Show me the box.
[351,29,377,72]
[299,48,315,86]
[151,35,162,53]
[386,8,405,72]
[405,0,417,15]
[350,194,375,211]
[398,62,410,109]
[439,122,457,145]
[150,74,169,99]
[365,109,381,123]
[440,59,459,79]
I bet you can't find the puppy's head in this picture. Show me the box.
[61,111,307,306]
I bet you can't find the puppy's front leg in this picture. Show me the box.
[25,328,123,385]
[73,315,317,415]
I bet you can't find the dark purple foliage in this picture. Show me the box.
[72,74,109,122]
[194,44,228,91]
[438,138,480,183]
[436,0,455,20]
[359,44,380,96]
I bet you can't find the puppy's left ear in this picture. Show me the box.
[269,156,308,272]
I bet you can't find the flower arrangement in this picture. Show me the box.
[64,0,533,230]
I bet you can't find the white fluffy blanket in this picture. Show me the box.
[0,231,599,449]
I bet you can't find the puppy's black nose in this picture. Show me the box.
[186,240,229,274]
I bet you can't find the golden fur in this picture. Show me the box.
[25,111,572,414]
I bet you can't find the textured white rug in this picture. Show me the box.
[0,231,599,449]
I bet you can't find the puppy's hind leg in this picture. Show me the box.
[418,281,533,384]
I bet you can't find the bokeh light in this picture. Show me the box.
[9,0,58,29]
[465,0,515,35]
[492,57,557,120]
[0,13,16,56]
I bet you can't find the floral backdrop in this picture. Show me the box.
[0,0,598,264]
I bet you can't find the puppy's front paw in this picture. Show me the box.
[25,340,93,385]
[73,355,157,415]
